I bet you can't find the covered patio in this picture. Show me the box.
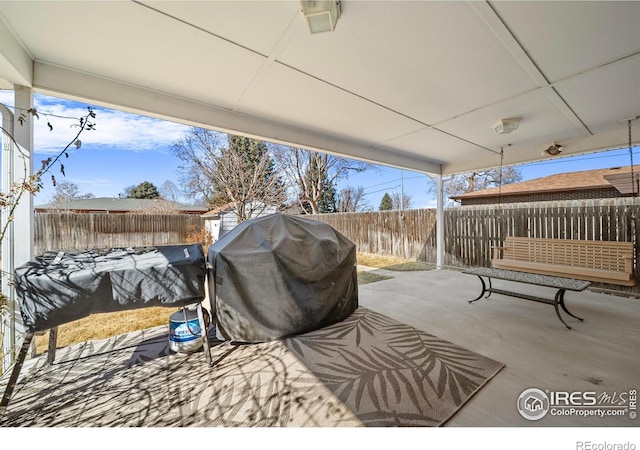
[1,268,639,428]
[1,1,640,437]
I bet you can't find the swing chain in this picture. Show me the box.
[497,146,504,243]
[629,120,636,197]
[498,147,504,200]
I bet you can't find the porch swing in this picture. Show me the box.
[490,122,637,287]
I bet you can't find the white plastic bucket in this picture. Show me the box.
[169,307,206,354]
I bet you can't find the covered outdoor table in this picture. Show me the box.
[15,244,207,332]
[1,244,211,417]
[208,213,358,343]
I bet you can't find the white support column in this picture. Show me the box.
[1,100,15,373]
[12,86,34,266]
[1,85,34,372]
[436,172,445,270]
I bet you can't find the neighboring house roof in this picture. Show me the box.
[202,202,236,218]
[450,166,637,201]
[35,198,208,214]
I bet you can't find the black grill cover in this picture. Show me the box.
[15,244,206,333]
[207,213,358,343]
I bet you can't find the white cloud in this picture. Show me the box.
[1,91,191,155]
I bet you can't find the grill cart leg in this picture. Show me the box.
[196,303,212,366]
[47,327,58,364]
[0,332,34,417]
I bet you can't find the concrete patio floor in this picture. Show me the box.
[359,267,640,427]
[1,268,639,428]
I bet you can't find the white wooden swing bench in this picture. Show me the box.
[463,237,635,329]
[492,237,635,287]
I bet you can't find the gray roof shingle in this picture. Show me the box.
[35,197,207,214]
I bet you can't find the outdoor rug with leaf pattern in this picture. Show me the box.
[1,307,503,427]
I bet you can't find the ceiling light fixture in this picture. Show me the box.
[300,1,340,34]
[493,118,520,135]
[544,143,563,156]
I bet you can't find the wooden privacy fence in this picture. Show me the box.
[34,213,205,254]
[305,198,640,294]
[32,200,640,293]
[303,209,438,263]
[441,199,639,269]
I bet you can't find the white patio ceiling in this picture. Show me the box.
[1,0,640,176]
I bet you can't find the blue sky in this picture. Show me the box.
[1,91,637,208]
[1,91,189,204]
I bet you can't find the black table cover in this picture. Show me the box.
[14,244,206,333]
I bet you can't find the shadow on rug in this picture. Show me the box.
[1,308,503,427]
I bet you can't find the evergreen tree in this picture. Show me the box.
[379,192,393,210]
[319,183,337,213]
[126,181,160,199]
